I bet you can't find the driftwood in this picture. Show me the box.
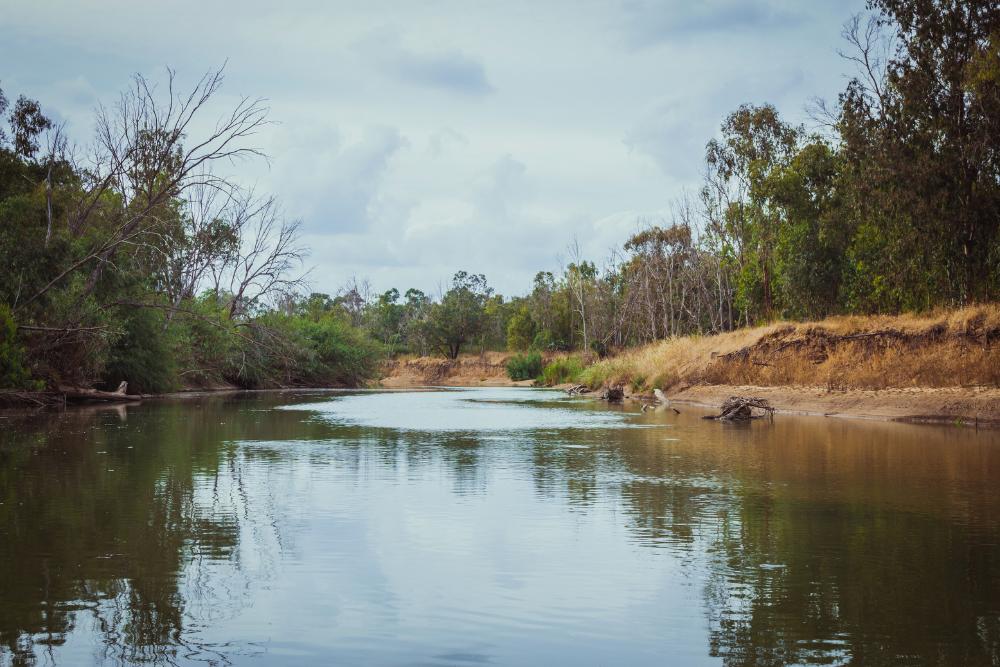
[602,384,625,403]
[58,382,146,403]
[703,396,774,421]
[565,384,589,395]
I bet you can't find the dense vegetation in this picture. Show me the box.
[2,0,997,394]
[0,70,381,394]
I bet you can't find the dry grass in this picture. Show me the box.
[581,304,1000,391]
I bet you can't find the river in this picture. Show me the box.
[1,388,999,666]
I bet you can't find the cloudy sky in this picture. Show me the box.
[2,0,863,297]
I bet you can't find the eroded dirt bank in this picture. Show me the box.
[663,384,1000,426]
[378,354,999,426]
[380,352,531,388]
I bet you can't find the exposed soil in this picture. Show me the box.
[380,348,1000,426]
[379,352,532,388]
[662,384,1000,427]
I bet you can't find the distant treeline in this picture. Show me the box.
[348,0,1000,359]
[1,0,998,393]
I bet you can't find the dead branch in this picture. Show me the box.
[703,396,774,421]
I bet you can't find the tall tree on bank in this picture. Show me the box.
[424,272,493,359]
[839,0,1000,309]
[705,104,801,323]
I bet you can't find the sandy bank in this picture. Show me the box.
[380,352,540,388]
[379,350,1000,426]
[662,384,1000,427]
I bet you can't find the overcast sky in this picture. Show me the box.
[2,0,864,297]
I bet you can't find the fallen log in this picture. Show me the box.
[58,382,146,403]
[703,396,774,421]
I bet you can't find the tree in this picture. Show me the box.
[8,96,53,159]
[506,305,536,351]
[367,288,405,353]
[838,1,1000,308]
[705,104,801,322]
[426,271,493,359]
[16,66,270,313]
[767,140,849,319]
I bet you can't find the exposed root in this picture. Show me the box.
[703,396,775,421]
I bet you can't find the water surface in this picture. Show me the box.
[1,388,999,666]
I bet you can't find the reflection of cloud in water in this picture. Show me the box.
[281,387,655,433]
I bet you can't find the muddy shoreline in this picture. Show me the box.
[378,360,1000,427]
[5,360,998,428]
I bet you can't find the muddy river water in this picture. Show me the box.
[1,388,999,665]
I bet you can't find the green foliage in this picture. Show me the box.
[287,311,382,386]
[506,306,536,351]
[531,329,555,351]
[0,304,35,389]
[539,356,585,386]
[102,306,176,394]
[768,141,849,319]
[422,271,494,359]
[505,351,543,381]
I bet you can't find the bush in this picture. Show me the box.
[506,351,543,381]
[506,306,536,351]
[0,304,35,389]
[531,330,555,351]
[102,306,177,393]
[539,356,585,386]
[288,312,382,386]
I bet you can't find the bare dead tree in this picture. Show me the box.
[212,193,308,319]
[145,176,243,328]
[337,276,373,327]
[16,65,270,311]
[838,13,894,114]
[566,239,590,352]
[41,123,68,247]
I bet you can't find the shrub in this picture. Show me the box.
[539,356,585,386]
[506,351,543,381]
[288,312,382,386]
[506,306,536,351]
[0,304,35,389]
[531,330,555,351]
[102,306,177,394]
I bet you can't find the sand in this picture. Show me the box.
[380,354,1000,426]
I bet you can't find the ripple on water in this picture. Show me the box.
[280,387,657,433]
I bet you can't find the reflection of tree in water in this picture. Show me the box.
[0,407,204,665]
[4,395,1000,666]
[515,417,1000,666]
[0,396,324,665]
[436,433,486,496]
[695,422,1000,666]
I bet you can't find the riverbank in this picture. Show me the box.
[380,305,1000,425]
[663,384,1000,426]
[380,351,536,388]
[580,304,1000,426]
